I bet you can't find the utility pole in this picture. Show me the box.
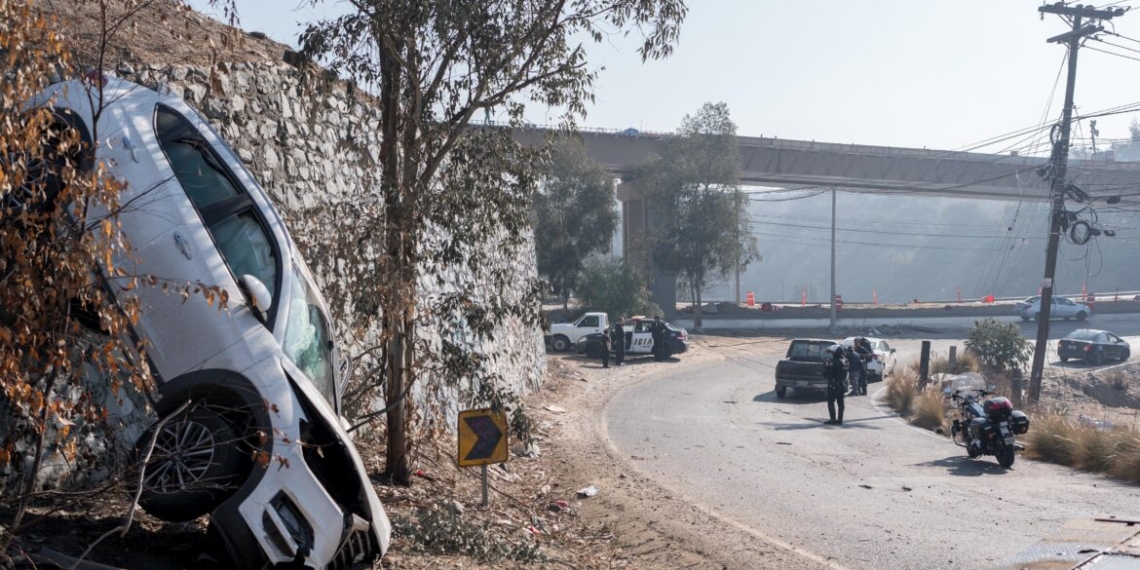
[1029,3,1124,402]
[829,187,837,334]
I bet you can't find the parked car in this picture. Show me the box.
[774,339,839,398]
[1057,329,1131,365]
[840,336,896,383]
[27,77,390,569]
[1015,295,1091,321]
[576,316,689,359]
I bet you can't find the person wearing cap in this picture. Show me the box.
[824,344,847,425]
[610,317,626,366]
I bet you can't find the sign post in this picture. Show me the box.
[457,408,509,506]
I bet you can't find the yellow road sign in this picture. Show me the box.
[457,408,509,467]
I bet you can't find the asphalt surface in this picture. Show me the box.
[605,329,1140,570]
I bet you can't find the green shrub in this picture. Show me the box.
[964,318,1032,372]
[575,253,660,322]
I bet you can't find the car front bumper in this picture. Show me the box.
[213,364,391,570]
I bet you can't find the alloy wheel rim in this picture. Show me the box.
[142,417,218,495]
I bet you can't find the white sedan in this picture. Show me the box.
[841,337,897,383]
[1014,296,1091,321]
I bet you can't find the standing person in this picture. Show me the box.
[611,317,626,366]
[651,315,667,362]
[600,326,611,368]
[845,346,864,397]
[824,345,847,425]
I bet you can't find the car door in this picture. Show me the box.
[877,340,895,373]
[1057,297,1077,318]
[630,321,654,353]
[1105,333,1124,360]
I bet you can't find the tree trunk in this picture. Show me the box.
[694,285,703,330]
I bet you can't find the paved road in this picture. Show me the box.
[605,329,1140,570]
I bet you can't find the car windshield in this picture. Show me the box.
[1067,330,1101,341]
[282,267,336,406]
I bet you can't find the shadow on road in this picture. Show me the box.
[758,414,891,431]
[753,391,825,404]
[917,455,1013,476]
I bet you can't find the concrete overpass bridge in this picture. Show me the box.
[519,128,1140,200]
[517,127,1140,317]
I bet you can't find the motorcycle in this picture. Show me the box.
[946,386,1030,468]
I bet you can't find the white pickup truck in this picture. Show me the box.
[547,311,609,352]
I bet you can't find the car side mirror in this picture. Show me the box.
[890,348,896,353]
[238,274,273,323]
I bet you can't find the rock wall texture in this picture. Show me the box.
[113,60,546,417]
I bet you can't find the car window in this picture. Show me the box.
[879,341,891,352]
[1060,298,1074,306]
[155,105,280,317]
[636,321,652,333]
[283,267,335,406]
[211,212,276,296]
[1069,330,1099,341]
[580,315,599,328]
[1109,334,1122,342]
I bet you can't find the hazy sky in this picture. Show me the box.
[190,1,1140,154]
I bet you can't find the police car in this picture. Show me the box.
[576,316,689,359]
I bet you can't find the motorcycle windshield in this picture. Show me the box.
[947,372,987,394]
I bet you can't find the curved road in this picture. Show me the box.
[605,330,1140,570]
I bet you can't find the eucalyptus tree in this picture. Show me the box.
[534,140,618,316]
[299,0,687,483]
[640,102,757,329]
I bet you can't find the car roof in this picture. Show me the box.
[1064,328,1110,337]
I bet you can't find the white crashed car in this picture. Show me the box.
[26,77,390,569]
[841,336,897,383]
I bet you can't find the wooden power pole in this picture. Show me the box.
[1028,3,1125,402]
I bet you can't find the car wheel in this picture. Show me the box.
[585,343,602,359]
[551,335,570,352]
[1020,316,1029,321]
[135,406,245,522]
[1059,356,1068,363]
[1033,312,1041,322]
[1076,311,1088,322]
[775,386,787,398]
[1087,350,1105,367]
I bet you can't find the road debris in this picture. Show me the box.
[577,485,599,498]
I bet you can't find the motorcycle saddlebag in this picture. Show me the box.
[1010,410,1029,435]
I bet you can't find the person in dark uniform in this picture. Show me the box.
[845,345,865,397]
[651,315,667,361]
[600,327,611,368]
[824,344,847,425]
[611,317,626,366]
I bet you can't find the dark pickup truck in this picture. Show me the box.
[775,339,839,398]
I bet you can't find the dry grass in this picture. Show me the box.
[908,349,980,376]
[911,387,947,431]
[1024,414,1140,482]
[885,367,918,414]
